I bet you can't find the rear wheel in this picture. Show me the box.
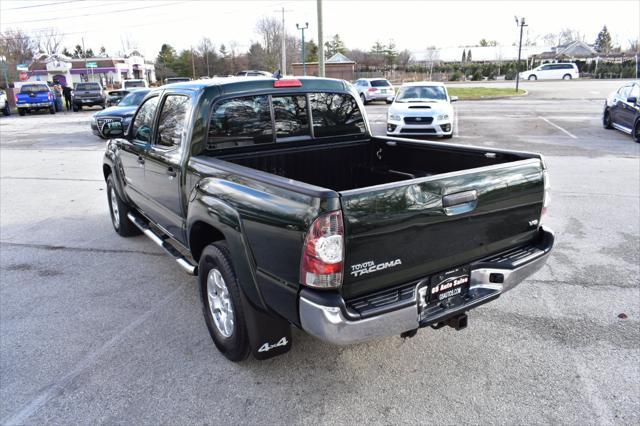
[634,121,640,143]
[18,108,25,116]
[3,104,10,116]
[49,105,55,114]
[562,74,572,80]
[360,93,368,105]
[199,243,250,362]
[603,109,613,129]
[106,175,141,237]
[528,75,537,80]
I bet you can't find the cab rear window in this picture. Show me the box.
[76,83,100,91]
[20,85,49,93]
[206,93,365,152]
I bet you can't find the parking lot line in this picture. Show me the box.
[0,282,187,426]
[538,116,578,139]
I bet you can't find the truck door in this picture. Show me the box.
[142,92,192,242]
[119,95,159,210]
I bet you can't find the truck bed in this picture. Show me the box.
[219,138,530,192]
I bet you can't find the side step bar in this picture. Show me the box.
[127,212,198,276]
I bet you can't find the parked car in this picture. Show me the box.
[91,88,151,138]
[15,83,56,115]
[603,81,640,142]
[100,77,553,362]
[0,89,10,116]
[354,78,394,104]
[164,77,192,84]
[122,79,148,89]
[106,89,130,107]
[73,82,106,111]
[519,63,579,80]
[386,82,457,138]
[236,70,272,77]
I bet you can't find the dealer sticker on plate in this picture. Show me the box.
[428,266,470,304]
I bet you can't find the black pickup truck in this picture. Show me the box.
[102,77,554,361]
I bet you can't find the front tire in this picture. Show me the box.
[634,121,640,143]
[199,244,250,362]
[603,110,613,129]
[106,175,141,237]
[562,74,572,80]
[528,75,537,81]
[2,104,10,116]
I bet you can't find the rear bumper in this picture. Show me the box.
[17,103,51,109]
[299,226,554,345]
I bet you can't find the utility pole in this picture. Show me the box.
[515,16,527,92]
[275,7,292,75]
[296,22,309,75]
[82,37,88,82]
[317,0,325,77]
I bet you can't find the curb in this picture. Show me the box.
[456,89,528,101]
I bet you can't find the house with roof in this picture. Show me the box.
[291,53,356,80]
[24,50,156,87]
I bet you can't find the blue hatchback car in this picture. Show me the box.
[91,89,151,138]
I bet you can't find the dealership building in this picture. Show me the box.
[24,50,156,87]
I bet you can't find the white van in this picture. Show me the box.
[519,63,579,80]
[122,79,148,89]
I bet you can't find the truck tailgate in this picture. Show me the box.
[339,159,544,299]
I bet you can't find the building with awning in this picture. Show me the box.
[24,50,156,87]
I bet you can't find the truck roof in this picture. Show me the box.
[161,76,350,94]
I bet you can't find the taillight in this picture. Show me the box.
[541,170,551,221]
[300,210,344,288]
[14,95,18,103]
[368,87,377,92]
[48,92,53,100]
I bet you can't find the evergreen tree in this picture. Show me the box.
[384,39,398,66]
[155,43,177,80]
[324,34,346,57]
[247,42,266,70]
[61,47,73,57]
[594,25,613,54]
[99,46,107,57]
[461,49,466,63]
[306,39,318,62]
[467,49,472,62]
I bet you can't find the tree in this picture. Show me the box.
[0,29,37,84]
[306,39,318,62]
[467,49,472,62]
[324,34,346,57]
[594,25,613,54]
[397,49,411,69]
[155,43,177,81]
[73,44,84,58]
[479,38,488,47]
[255,16,282,72]
[370,41,385,55]
[461,49,466,63]
[99,46,107,57]
[37,28,63,55]
[61,47,73,57]
[247,42,266,69]
[384,39,398,66]
[198,37,216,77]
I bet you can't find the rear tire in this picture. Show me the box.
[18,108,25,116]
[3,104,10,116]
[528,75,537,80]
[106,175,141,237]
[562,74,572,80]
[199,243,250,362]
[360,93,369,105]
[603,110,613,129]
[49,105,55,114]
[634,121,640,143]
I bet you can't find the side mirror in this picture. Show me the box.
[101,121,124,138]
[450,96,458,103]
[627,96,638,105]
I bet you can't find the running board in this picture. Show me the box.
[127,212,197,275]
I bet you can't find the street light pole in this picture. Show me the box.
[317,0,325,77]
[275,7,292,75]
[296,22,309,76]
[515,16,527,93]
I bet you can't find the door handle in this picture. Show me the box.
[166,167,177,178]
[442,190,478,216]
[137,156,145,166]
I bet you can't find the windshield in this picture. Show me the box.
[118,90,149,106]
[371,80,391,87]
[76,83,100,91]
[124,80,145,88]
[21,84,49,93]
[395,86,447,102]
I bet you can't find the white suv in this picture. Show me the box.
[354,78,394,104]
[0,89,10,116]
[519,63,579,80]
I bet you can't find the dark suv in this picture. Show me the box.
[603,81,640,142]
[73,82,106,111]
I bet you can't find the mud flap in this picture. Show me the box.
[240,290,292,360]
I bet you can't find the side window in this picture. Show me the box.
[272,95,310,139]
[618,86,631,98]
[310,93,366,137]
[540,64,551,70]
[156,95,190,148]
[131,96,159,143]
[207,96,272,150]
[629,84,639,100]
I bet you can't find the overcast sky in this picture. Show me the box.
[1,0,638,58]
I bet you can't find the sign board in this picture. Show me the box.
[86,62,98,68]
[16,64,29,71]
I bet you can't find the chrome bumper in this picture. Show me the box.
[299,226,554,345]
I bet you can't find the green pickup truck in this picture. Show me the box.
[101,77,554,361]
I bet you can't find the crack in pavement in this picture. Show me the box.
[0,241,164,257]
[0,176,103,182]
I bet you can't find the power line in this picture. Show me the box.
[0,0,84,11]
[1,1,185,25]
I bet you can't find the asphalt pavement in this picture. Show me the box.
[0,80,638,425]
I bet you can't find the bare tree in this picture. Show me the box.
[37,27,63,55]
[255,16,282,71]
